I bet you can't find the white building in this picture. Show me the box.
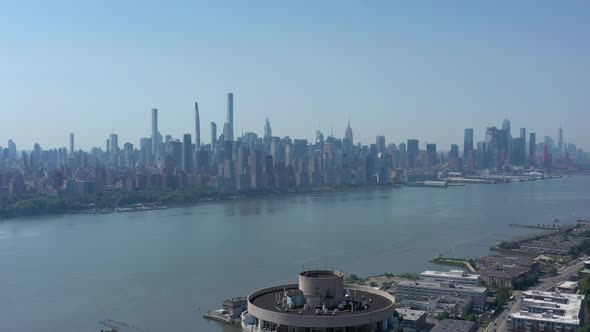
[394,281,487,309]
[508,290,585,332]
[421,270,481,286]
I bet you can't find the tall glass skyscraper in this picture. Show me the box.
[226,93,234,141]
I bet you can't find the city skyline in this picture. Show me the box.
[2,1,590,150]
[0,98,582,154]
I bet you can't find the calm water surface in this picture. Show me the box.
[1,177,590,332]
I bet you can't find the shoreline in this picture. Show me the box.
[1,174,581,221]
[0,183,398,221]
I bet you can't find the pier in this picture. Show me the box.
[509,223,562,230]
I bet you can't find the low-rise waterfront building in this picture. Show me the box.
[223,297,248,319]
[420,270,481,287]
[478,264,530,288]
[396,308,426,332]
[241,270,400,332]
[508,290,585,332]
[476,254,537,270]
[394,281,487,309]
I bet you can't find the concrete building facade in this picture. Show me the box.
[242,270,399,332]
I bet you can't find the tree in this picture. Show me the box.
[496,286,511,306]
[369,281,378,287]
[579,275,590,297]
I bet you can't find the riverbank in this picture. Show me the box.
[0,183,397,220]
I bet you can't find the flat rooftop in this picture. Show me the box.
[396,308,426,321]
[421,270,479,279]
[250,285,392,317]
[431,319,475,332]
[510,290,584,325]
[397,280,487,292]
[557,281,578,289]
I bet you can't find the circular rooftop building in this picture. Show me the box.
[241,270,397,332]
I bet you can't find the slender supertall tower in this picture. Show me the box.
[210,121,217,147]
[558,127,564,154]
[194,102,201,150]
[226,93,234,141]
[151,108,158,156]
[69,133,74,155]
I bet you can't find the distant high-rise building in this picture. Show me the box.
[345,121,353,143]
[519,128,526,163]
[376,135,386,154]
[529,133,536,165]
[223,123,232,142]
[69,133,74,155]
[8,139,16,159]
[502,118,511,137]
[140,137,152,165]
[210,122,217,146]
[182,134,193,173]
[226,93,234,141]
[426,143,437,166]
[194,102,201,150]
[109,134,119,152]
[407,139,419,168]
[264,118,272,140]
[449,144,459,159]
[151,108,159,156]
[463,128,474,159]
[558,127,564,154]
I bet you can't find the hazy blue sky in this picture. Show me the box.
[1,1,589,151]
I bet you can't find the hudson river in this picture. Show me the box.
[1,177,590,331]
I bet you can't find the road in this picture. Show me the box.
[533,257,586,291]
[484,291,521,332]
[484,257,586,332]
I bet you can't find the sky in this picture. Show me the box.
[1,0,589,151]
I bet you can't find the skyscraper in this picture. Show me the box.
[345,121,353,143]
[8,139,16,159]
[407,139,419,168]
[226,92,234,141]
[69,133,74,155]
[558,127,563,154]
[376,135,386,154]
[109,134,119,152]
[520,128,526,163]
[223,123,232,142]
[194,102,201,151]
[264,118,272,140]
[151,108,158,156]
[502,118,511,137]
[529,132,536,165]
[210,122,217,146]
[463,128,474,159]
[182,134,193,173]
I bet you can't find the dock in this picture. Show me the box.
[203,312,241,327]
[509,223,563,230]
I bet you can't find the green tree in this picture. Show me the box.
[496,285,511,306]
[579,275,590,296]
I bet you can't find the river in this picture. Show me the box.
[1,176,589,331]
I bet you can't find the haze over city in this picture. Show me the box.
[1,0,589,150]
